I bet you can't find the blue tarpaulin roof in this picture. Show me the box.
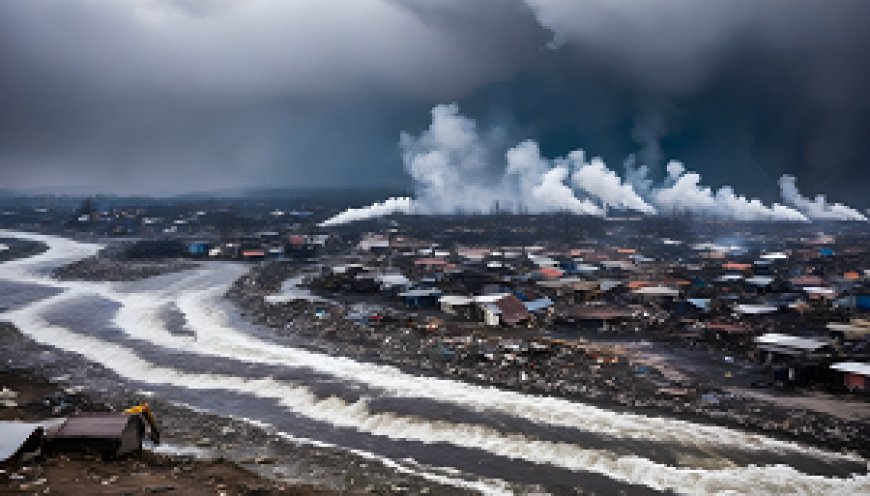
[524,297,554,312]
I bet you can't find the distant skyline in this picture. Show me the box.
[1,0,869,206]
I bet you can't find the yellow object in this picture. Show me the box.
[125,402,160,444]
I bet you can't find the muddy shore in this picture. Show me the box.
[0,238,47,263]
[52,252,197,282]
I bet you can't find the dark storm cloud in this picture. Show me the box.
[0,0,546,194]
[0,0,867,204]
[520,0,870,204]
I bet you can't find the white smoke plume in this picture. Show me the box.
[393,105,610,217]
[651,161,807,221]
[399,103,501,214]
[779,175,867,221]
[567,151,656,214]
[321,103,623,225]
[319,197,414,227]
[505,140,604,216]
[320,104,829,226]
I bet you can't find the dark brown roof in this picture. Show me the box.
[790,275,824,286]
[495,295,531,325]
[54,414,138,439]
[562,306,635,320]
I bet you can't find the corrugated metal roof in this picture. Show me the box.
[746,276,775,286]
[524,297,553,313]
[831,362,870,377]
[0,422,43,463]
[376,274,411,286]
[761,252,788,260]
[755,333,828,351]
[473,293,511,304]
[633,286,680,297]
[38,418,68,438]
[439,295,474,305]
[399,288,442,298]
[483,302,501,315]
[827,322,870,336]
[735,304,779,315]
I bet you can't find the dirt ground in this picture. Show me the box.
[2,451,332,496]
[0,371,333,496]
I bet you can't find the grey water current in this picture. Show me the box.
[1,230,868,495]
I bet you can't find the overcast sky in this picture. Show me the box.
[0,0,868,204]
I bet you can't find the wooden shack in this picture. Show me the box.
[47,414,144,457]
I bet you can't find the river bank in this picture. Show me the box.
[0,237,47,263]
[51,243,196,281]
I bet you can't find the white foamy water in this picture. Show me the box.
[1,230,868,495]
[165,401,516,496]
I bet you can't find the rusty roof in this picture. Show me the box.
[536,267,564,279]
